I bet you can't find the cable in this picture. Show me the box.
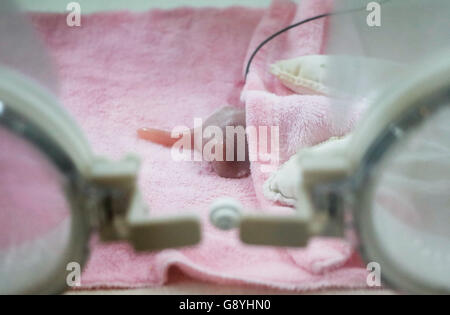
[244,0,391,80]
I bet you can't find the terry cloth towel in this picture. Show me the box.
[24,0,368,290]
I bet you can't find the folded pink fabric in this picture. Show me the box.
[23,0,368,290]
[242,0,366,276]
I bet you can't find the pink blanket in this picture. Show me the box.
[26,0,368,290]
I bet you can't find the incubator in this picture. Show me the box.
[0,0,449,294]
[0,1,202,294]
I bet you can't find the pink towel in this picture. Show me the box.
[20,0,369,290]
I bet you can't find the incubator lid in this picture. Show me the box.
[0,0,95,174]
[0,0,57,94]
[323,0,450,132]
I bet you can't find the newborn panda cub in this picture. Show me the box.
[138,106,250,179]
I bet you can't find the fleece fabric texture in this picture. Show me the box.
[22,0,368,290]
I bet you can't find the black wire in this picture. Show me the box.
[244,12,331,79]
[244,1,391,80]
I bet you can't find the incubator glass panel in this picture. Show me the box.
[0,0,57,94]
[369,104,450,290]
[0,124,72,294]
[324,0,450,130]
